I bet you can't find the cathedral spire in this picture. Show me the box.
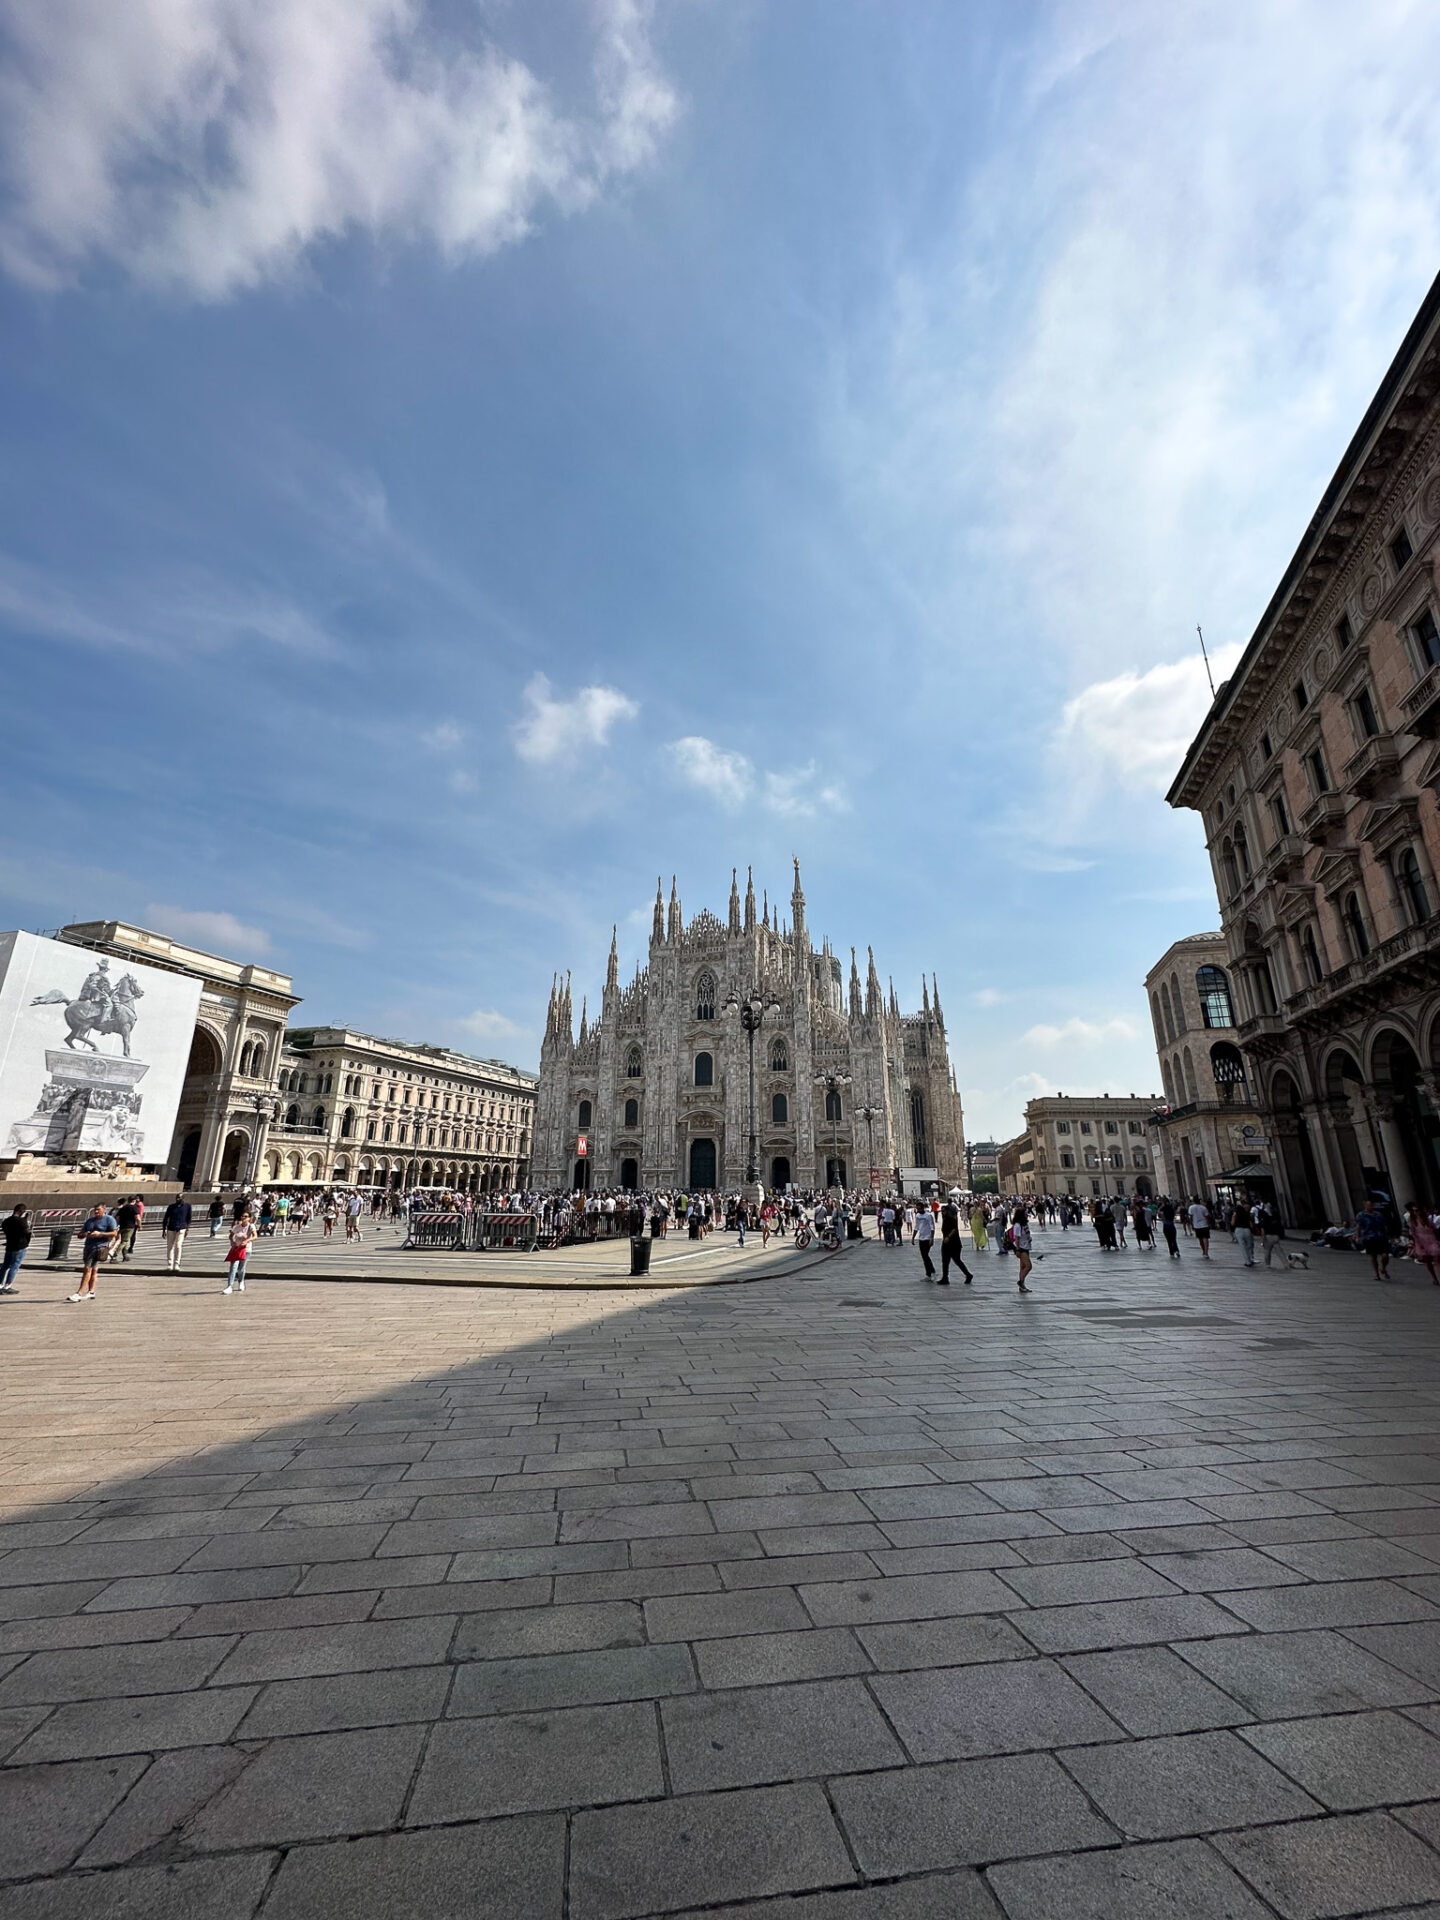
[932,974,944,1028]
[668,876,682,942]
[922,975,931,1019]
[849,948,862,1020]
[728,868,741,935]
[888,976,899,1019]
[653,877,664,944]
[791,856,807,944]
[744,865,756,935]
[865,945,881,1020]
[578,995,588,1046]
[606,928,618,993]
[762,888,769,932]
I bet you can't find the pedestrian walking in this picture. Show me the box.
[939,1198,973,1285]
[208,1196,225,1238]
[1132,1199,1154,1250]
[1405,1202,1440,1284]
[1160,1199,1180,1259]
[1188,1198,1212,1259]
[1010,1204,1034,1293]
[1234,1209,1255,1266]
[223,1214,256,1292]
[162,1195,192,1271]
[916,1203,936,1278]
[115,1194,141,1262]
[970,1203,988,1252]
[1355,1198,1390,1281]
[0,1205,31,1293]
[69,1203,119,1301]
[736,1199,749,1248]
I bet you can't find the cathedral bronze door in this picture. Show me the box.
[620,1157,639,1191]
[688,1138,717,1189]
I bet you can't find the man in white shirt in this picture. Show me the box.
[1188,1200,1212,1259]
[915,1204,936,1279]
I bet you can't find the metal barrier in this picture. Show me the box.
[470,1213,539,1252]
[404,1211,467,1251]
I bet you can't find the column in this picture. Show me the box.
[1372,1097,1413,1201]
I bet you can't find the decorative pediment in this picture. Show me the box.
[1313,847,1363,898]
[1414,742,1440,795]
[1356,797,1421,854]
[1274,883,1318,928]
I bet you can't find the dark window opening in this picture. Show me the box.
[577,1099,592,1130]
[1399,848,1431,926]
[623,1097,639,1128]
[1336,612,1353,650]
[910,1089,929,1167]
[771,1092,788,1123]
[1353,687,1380,738]
[694,1052,714,1087]
[1270,792,1290,838]
[1343,891,1370,959]
[1196,964,1234,1029]
[1301,924,1324,985]
[1390,526,1414,570]
[1307,748,1329,795]
[1260,732,1272,760]
[1294,680,1308,711]
[1413,608,1440,670]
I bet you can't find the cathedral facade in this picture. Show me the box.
[533,864,966,1193]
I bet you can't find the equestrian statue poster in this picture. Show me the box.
[0,932,202,1166]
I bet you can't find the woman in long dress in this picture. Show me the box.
[970,1204,988,1252]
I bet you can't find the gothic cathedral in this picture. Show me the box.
[533,864,966,1192]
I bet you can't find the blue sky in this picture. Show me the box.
[3,0,1440,1140]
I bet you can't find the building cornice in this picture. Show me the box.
[1168,268,1440,811]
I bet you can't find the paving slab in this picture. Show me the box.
[4,1228,1440,1917]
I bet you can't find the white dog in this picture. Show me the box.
[1286,1248,1310,1271]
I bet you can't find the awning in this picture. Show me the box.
[1213,1162,1274,1181]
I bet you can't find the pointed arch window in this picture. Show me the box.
[695,972,716,1021]
[694,1052,714,1087]
[577,1099,593,1130]
[771,1092,788,1123]
[313,1106,326,1130]
[1210,1042,1247,1104]
[625,1046,643,1078]
[770,1040,789,1072]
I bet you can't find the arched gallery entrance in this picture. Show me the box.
[1374,1029,1440,1205]
[219,1130,249,1183]
[688,1138,717,1189]
[176,1129,202,1187]
[1270,1071,1323,1226]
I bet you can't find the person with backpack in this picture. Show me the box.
[938,1198,973,1286]
[223,1212,256,1293]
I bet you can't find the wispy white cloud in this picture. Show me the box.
[514,673,639,764]
[145,903,271,955]
[667,736,848,819]
[1052,641,1247,802]
[423,721,463,751]
[0,0,679,299]
[1021,1016,1137,1050]
[458,1007,526,1042]
[0,554,339,659]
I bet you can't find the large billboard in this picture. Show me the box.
[0,932,203,1166]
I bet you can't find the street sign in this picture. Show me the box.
[576,1135,588,1157]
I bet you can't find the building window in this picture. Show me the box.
[1220,839,1240,899]
[623,1097,639,1128]
[1108,1149,1124,1169]
[578,1099,593,1129]
[340,1107,355,1138]
[770,1040,788,1071]
[313,1106,325,1129]
[824,1088,842,1123]
[1084,1148,1099,1169]
[1398,847,1431,926]
[1055,1120,1071,1134]
[1233,829,1251,880]
[1336,612,1353,650]
[1294,679,1308,711]
[1160,982,1177,1041]
[1306,748,1330,796]
[383,1122,392,1143]
[772,1091,788,1123]
[1080,1120,1092,1134]
[1060,1151,1075,1168]
[365,1120,376,1140]
[1390,525,1414,570]
[1352,686,1380,739]
[1196,965,1234,1028]
[1261,731,1272,760]
[1300,923,1324,985]
[1343,891,1370,960]
[625,1047,642,1078]
[694,1052,714,1087]
[1412,608,1440,672]
[1127,1120,1144,1135]
[695,972,716,1021]
[1270,792,1290,839]
[1210,1041,1248,1104]
[1132,1149,1149,1169]
[1103,1119,1118,1135]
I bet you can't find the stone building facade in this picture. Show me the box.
[56,920,300,1190]
[1020,1095,1162,1201]
[1146,934,1271,1204]
[1169,269,1440,1224]
[48,922,534,1194]
[533,865,966,1192]
[266,1026,534,1193]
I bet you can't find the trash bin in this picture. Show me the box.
[629,1235,653,1277]
[47,1229,73,1261]
[847,1217,862,1240]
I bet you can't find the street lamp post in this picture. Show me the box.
[814,1071,852,1191]
[727,989,780,1188]
[854,1103,882,1190]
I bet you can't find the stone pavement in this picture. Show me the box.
[93,1219,821,1288]
[2,1225,1440,1918]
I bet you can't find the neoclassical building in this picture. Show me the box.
[533,865,966,1192]
[1019,1095,1162,1202]
[1169,268,1440,1223]
[1146,934,1270,1204]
